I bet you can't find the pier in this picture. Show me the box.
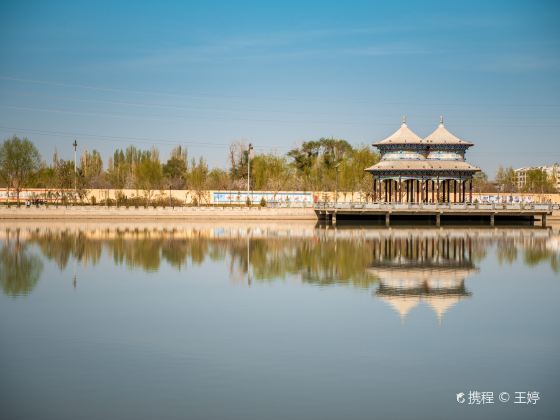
[314,202,554,227]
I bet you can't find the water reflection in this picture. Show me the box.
[369,234,476,322]
[0,230,43,296]
[1,225,558,307]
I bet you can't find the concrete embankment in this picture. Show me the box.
[0,206,317,220]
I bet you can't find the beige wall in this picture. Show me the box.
[2,188,560,204]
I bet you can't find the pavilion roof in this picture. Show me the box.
[423,117,473,146]
[374,118,423,145]
[364,160,480,172]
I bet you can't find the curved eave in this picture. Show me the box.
[364,161,481,172]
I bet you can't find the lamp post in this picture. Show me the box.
[72,139,78,204]
[247,143,254,200]
[335,163,340,204]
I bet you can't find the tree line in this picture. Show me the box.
[0,135,379,203]
[0,135,557,204]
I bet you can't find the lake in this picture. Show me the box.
[1,222,559,420]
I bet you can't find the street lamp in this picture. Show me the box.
[72,139,78,203]
[247,143,254,199]
[335,163,341,204]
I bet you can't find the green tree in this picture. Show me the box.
[472,171,496,194]
[524,169,556,193]
[339,145,379,201]
[207,168,230,190]
[189,157,209,202]
[251,154,293,191]
[495,166,517,193]
[288,138,360,191]
[135,148,163,204]
[0,136,41,204]
[228,141,250,189]
[163,146,188,189]
[80,149,104,188]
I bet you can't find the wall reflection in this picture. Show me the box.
[0,225,558,304]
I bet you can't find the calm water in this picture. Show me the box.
[1,222,559,420]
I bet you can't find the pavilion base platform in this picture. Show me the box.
[315,204,551,227]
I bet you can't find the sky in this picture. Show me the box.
[1,0,559,176]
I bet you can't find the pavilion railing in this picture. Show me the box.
[313,202,557,211]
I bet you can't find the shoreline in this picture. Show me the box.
[1,206,558,227]
[0,206,317,220]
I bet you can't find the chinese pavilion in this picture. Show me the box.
[365,117,480,203]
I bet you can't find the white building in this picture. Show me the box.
[514,164,560,191]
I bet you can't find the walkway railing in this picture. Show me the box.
[314,202,557,211]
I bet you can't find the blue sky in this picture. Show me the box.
[1,0,559,176]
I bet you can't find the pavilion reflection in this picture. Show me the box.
[368,233,476,323]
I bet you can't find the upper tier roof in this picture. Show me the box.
[374,117,473,147]
[375,118,423,145]
[423,117,473,146]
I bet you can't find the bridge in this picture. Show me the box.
[314,202,555,227]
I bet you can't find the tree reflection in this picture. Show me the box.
[0,227,557,297]
[0,231,43,297]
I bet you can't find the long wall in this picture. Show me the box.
[1,188,559,204]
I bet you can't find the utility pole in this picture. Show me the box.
[247,143,254,199]
[335,163,340,204]
[72,139,78,202]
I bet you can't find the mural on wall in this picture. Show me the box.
[212,191,314,205]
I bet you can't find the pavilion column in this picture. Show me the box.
[436,180,440,203]
[462,180,466,203]
[373,178,377,202]
[408,180,411,203]
[469,179,473,203]
[405,180,408,203]
[398,179,402,203]
[447,180,451,203]
[383,180,387,202]
[431,180,435,203]
[416,180,420,203]
[453,180,457,203]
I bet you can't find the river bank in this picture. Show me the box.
[0,205,317,220]
[2,206,559,227]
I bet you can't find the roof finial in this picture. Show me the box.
[439,115,444,126]
[402,115,407,126]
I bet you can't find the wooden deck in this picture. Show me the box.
[314,202,555,227]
